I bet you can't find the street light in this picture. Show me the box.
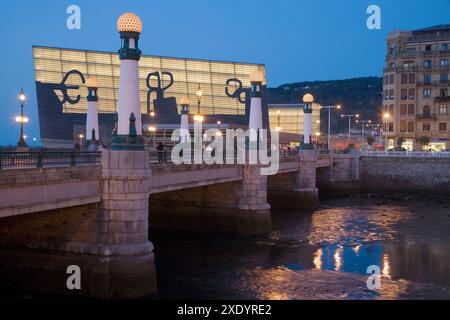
[216,120,222,136]
[320,104,342,152]
[196,83,203,120]
[78,134,84,148]
[276,110,282,131]
[16,88,28,148]
[340,113,360,144]
[148,125,156,145]
[383,112,390,149]
[356,119,371,150]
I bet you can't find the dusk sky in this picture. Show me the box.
[0,0,449,145]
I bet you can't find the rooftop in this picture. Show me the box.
[413,24,450,33]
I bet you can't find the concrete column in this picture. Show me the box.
[294,150,319,209]
[85,77,99,150]
[100,149,156,298]
[248,70,264,143]
[180,97,190,143]
[237,165,272,234]
[301,94,314,150]
[112,13,144,150]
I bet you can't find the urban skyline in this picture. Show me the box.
[0,0,449,145]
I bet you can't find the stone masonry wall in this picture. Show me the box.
[360,156,450,194]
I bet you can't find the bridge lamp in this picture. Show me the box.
[301,93,314,150]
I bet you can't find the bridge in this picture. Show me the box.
[0,150,331,219]
[0,148,343,299]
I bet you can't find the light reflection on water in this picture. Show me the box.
[152,198,450,300]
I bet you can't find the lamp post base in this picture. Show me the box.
[111,135,145,151]
[300,143,314,150]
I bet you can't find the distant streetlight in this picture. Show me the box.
[341,113,359,144]
[78,134,84,148]
[216,120,222,136]
[148,125,156,145]
[196,83,203,121]
[383,112,390,149]
[276,110,282,131]
[16,88,28,148]
[356,119,372,150]
[320,104,342,151]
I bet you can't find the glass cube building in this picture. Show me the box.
[33,46,268,147]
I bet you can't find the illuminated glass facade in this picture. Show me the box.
[268,104,321,135]
[33,46,265,115]
[33,46,268,146]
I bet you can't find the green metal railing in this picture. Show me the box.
[0,150,101,170]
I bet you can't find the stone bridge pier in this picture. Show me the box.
[98,150,156,298]
[0,150,156,299]
[268,150,320,210]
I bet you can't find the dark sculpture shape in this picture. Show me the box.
[225,78,247,104]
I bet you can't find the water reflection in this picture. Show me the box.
[152,199,450,299]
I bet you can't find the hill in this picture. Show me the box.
[267,76,383,134]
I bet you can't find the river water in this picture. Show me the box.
[151,197,450,300]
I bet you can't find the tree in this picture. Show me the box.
[418,136,430,149]
[397,137,406,147]
[367,135,376,146]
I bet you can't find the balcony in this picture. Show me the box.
[416,114,437,120]
[435,96,450,103]
[416,80,450,87]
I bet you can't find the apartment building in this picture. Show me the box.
[383,24,450,151]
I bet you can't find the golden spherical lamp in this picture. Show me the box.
[249,69,264,83]
[303,93,314,104]
[180,97,190,106]
[117,13,143,33]
[85,76,99,88]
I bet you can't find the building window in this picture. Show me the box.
[403,61,415,69]
[400,104,407,115]
[423,123,431,131]
[441,59,449,67]
[384,75,388,85]
[384,90,389,100]
[424,74,432,85]
[389,89,394,100]
[400,120,407,132]
[408,88,415,100]
[408,104,415,115]
[440,74,449,82]
[423,105,431,117]
[389,104,394,116]
[439,123,447,131]
[390,62,396,70]
[388,122,394,132]
[425,45,432,51]
[424,59,432,68]
[423,88,431,98]
[440,105,448,114]
[389,74,395,84]
[442,44,449,51]
[441,88,448,98]
[401,88,407,100]
[408,73,415,84]
[401,73,408,85]
[408,121,414,132]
